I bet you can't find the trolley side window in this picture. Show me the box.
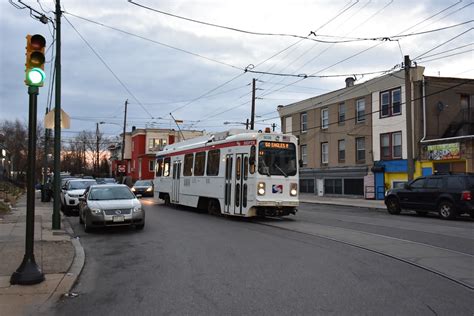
[207,149,220,176]
[156,158,163,177]
[184,153,194,176]
[163,157,171,177]
[249,145,256,174]
[194,152,206,176]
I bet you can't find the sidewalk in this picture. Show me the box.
[0,191,84,315]
[299,193,386,210]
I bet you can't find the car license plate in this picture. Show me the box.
[113,215,124,222]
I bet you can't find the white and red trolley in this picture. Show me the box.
[154,129,299,217]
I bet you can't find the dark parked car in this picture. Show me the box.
[131,180,154,197]
[384,173,474,220]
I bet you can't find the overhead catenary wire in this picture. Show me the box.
[63,14,154,119]
[413,27,473,61]
[253,1,473,105]
[257,79,474,134]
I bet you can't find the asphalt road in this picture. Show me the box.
[52,199,474,315]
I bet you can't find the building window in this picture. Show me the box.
[148,160,155,172]
[338,103,345,124]
[300,179,315,193]
[300,112,307,133]
[338,139,345,162]
[356,99,365,122]
[356,137,365,162]
[321,142,328,164]
[380,131,402,160]
[148,138,167,152]
[321,108,329,129]
[300,145,307,166]
[380,87,401,118]
[325,179,342,194]
[285,116,293,134]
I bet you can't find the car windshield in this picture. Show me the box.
[88,186,135,200]
[135,180,152,186]
[69,181,96,190]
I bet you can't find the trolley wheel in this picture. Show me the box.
[208,199,221,216]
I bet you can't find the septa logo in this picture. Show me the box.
[272,184,283,193]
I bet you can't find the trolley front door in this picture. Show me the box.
[172,160,181,203]
[224,155,233,213]
[233,153,249,215]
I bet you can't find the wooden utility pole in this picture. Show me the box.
[405,55,414,181]
[52,0,62,229]
[250,78,256,130]
[121,100,128,162]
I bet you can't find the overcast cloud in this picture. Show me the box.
[1,0,473,140]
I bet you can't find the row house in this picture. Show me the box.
[109,127,204,181]
[278,66,473,199]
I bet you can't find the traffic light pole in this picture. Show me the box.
[10,86,45,285]
[52,0,62,229]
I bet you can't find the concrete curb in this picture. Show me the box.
[39,216,85,312]
[300,199,386,211]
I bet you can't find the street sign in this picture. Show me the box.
[118,164,126,173]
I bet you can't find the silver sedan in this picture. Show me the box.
[79,184,145,232]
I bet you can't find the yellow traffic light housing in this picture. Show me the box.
[25,34,46,87]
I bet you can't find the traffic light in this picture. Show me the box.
[25,34,46,87]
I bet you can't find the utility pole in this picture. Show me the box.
[405,55,414,181]
[246,119,249,130]
[121,100,128,162]
[250,78,256,130]
[52,0,62,230]
[96,122,100,176]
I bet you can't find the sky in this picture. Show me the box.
[0,0,473,142]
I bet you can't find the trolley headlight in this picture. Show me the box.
[290,183,298,196]
[257,182,265,196]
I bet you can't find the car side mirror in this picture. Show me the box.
[404,183,410,190]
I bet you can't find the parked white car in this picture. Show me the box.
[60,179,97,215]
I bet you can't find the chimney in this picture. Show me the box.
[132,126,136,132]
[345,77,355,87]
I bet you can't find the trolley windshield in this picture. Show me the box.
[258,141,297,177]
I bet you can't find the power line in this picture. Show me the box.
[255,1,472,102]
[277,79,473,135]
[127,0,376,44]
[63,11,243,72]
[413,27,473,60]
[416,49,473,64]
[63,14,154,119]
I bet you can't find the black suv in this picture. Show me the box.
[384,173,474,220]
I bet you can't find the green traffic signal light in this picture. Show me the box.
[26,68,46,86]
[25,34,46,87]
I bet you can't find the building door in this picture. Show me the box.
[171,160,181,203]
[138,158,142,180]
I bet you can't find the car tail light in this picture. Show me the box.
[461,191,471,201]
